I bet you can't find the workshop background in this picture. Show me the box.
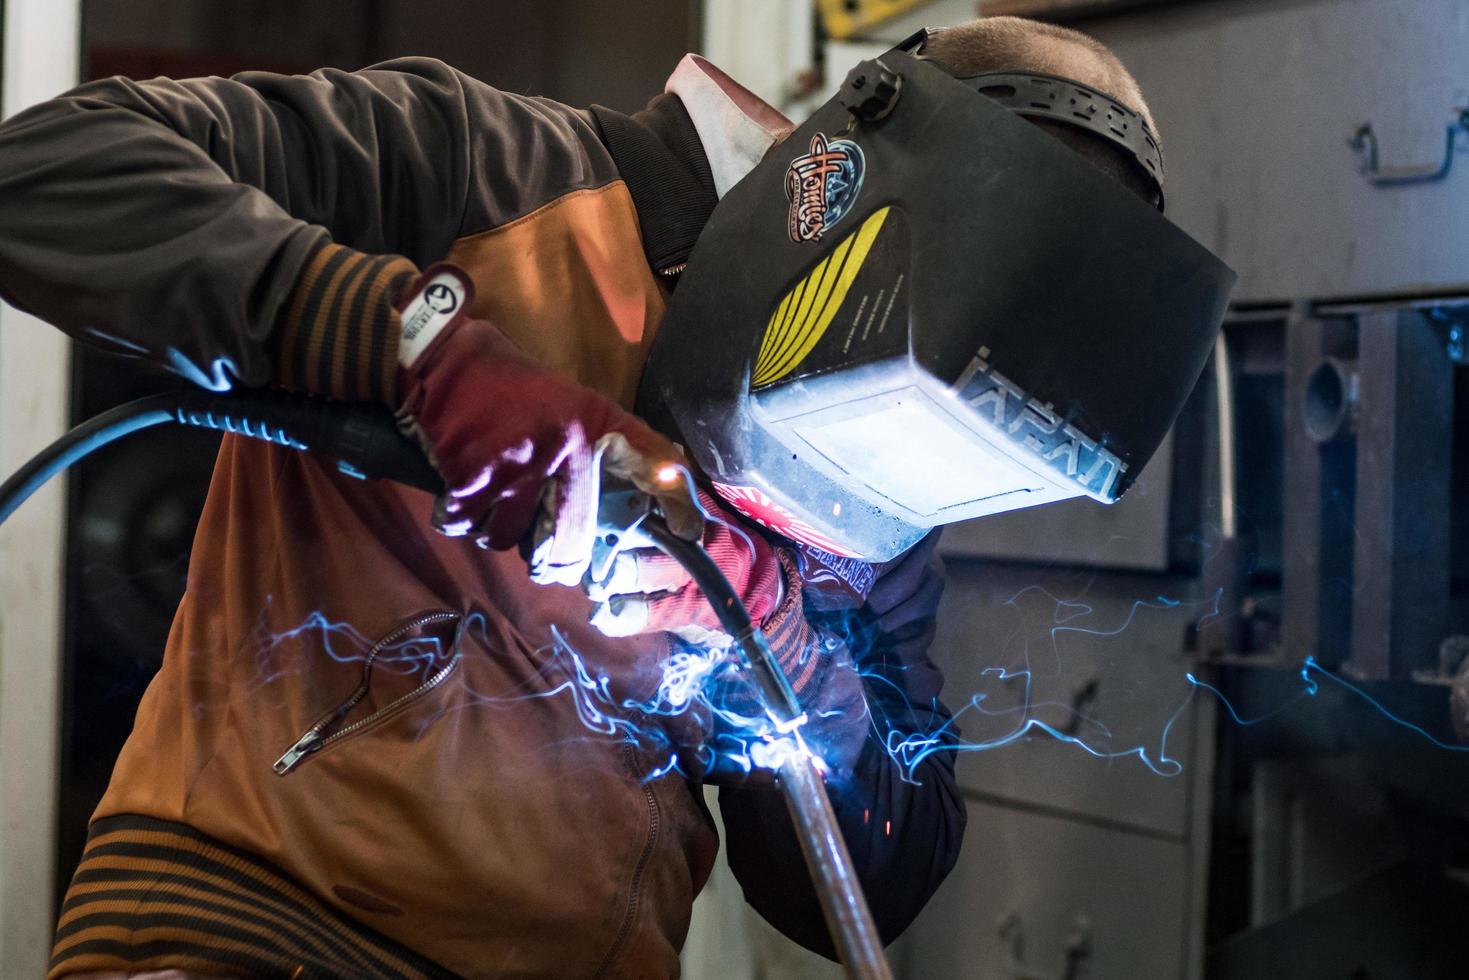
[3,0,1468,977]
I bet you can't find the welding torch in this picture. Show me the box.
[0,386,892,980]
[630,517,889,979]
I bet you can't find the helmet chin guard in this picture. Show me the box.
[639,47,1234,562]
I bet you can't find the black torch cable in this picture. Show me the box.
[642,521,805,725]
[0,390,442,526]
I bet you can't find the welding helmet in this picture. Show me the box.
[637,30,1235,562]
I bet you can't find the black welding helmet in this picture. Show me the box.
[637,31,1235,562]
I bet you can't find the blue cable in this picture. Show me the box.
[0,397,177,524]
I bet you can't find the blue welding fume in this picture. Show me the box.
[0,36,1233,978]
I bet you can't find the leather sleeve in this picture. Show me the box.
[718,531,966,958]
[0,58,616,402]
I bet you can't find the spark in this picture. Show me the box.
[873,579,1469,790]
[164,348,239,392]
[1189,657,1469,753]
[865,589,1211,784]
[1183,672,1309,727]
[647,648,720,711]
[244,607,447,674]
[884,698,1189,782]
[235,570,1469,800]
[750,734,804,770]
[420,621,821,783]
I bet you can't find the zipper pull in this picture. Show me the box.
[274,729,325,775]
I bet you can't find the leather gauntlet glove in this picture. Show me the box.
[393,264,701,574]
[586,488,789,641]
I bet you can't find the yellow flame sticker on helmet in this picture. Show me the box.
[752,207,890,388]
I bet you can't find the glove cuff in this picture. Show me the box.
[762,550,824,701]
[271,242,419,404]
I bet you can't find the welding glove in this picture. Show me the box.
[394,264,702,567]
[585,488,792,643]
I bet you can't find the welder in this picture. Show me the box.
[0,16,1202,980]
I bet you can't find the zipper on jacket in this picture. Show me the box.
[593,742,662,979]
[274,611,461,775]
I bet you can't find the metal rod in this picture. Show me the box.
[778,753,892,978]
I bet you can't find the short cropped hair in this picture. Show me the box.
[922,17,1161,206]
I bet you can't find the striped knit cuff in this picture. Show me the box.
[272,242,419,404]
[762,550,825,702]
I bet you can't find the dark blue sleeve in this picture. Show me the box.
[717,531,966,959]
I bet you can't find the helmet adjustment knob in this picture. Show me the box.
[840,59,902,123]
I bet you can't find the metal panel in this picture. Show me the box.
[1279,312,1327,667]
[1280,312,1355,669]
[897,799,1192,980]
[1083,0,1469,301]
[1347,311,1453,680]
[864,1,1469,299]
[1249,757,1407,927]
[929,561,1205,837]
[683,789,845,980]
[1277,306,1455,678]
[1210,863,1469,980]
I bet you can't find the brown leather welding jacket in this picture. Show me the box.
[0,59,964,978]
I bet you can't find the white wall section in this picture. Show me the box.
[1,0,80,974]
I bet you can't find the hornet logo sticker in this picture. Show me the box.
[785,133,865,243]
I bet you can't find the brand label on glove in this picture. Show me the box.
[399,270,468,366]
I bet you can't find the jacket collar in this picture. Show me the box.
[591,56,790,279]
[665,55,791,199]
